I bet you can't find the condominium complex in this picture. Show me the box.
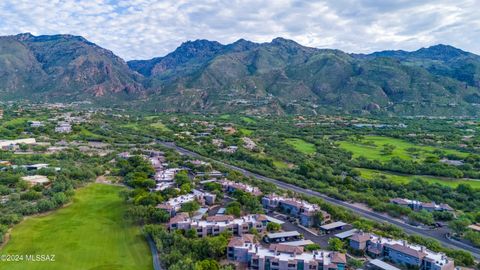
[168,214,270,237]
[156,189,216,216]
[349,232,454,270]
[221,179,263,196]
[228,234,346,270]
[261,194,331,227]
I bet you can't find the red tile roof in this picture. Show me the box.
[350,232,372,243]
[269,244,304,254]
[386,243,427,259]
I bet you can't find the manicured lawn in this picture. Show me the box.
[241,117,256,124]
[2,117,28,128]
[150,122,170,132]
[239,128,253,136]
[357,168,480,189]
[285,138,316,155]
[0,184,152,270]
[120,123,141,131]
[339,135,468,161]
[273,160,290,169]
[71,128,105,140]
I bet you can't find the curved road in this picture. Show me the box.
[146,235,163,270]
[158,141,480,259]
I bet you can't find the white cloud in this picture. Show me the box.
[0,0,478,60]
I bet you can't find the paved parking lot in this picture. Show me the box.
[269,212,352,247]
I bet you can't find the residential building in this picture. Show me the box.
[29,121,44,127]
[169,214,270,237]
[467,223,480,232]
[21,175,50,187]
[223,126,237,134]
[0,138,36,149]
[242,137,257,150]
[221,146,238,153]
[212,139,224,147]
[390,198,454,213]
[228,234,347,270]
[221,179,263,196]
[156,189,216,216]
[55,122,72,133]
[439,158,464,166]
[193,170,224,179]
[262,194,331,227]
[117,152,132,159]
[24,163,49,171]
[349,232,454,270]
[0,160,12,166]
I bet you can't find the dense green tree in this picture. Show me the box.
[180,201,200,216]
[266,222,281,232]
[225,201,242,217]
[328,238,345,252]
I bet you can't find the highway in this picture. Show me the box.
[158,141,480,259]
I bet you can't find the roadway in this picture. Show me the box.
[158,141,480,259]
[146,234,163,270]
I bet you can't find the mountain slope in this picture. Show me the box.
[0,35,47,97]
[132,39,480,116]
[1,33,480,116]
[359,45,480,88]
[0,33,144,101]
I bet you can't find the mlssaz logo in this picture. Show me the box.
[26,254,56,262]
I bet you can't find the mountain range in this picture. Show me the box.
[1,33,480,116]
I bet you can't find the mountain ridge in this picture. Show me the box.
[1,33,480,116]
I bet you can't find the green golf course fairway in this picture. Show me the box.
[0,183,152,270]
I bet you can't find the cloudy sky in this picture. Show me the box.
[0,0,479,60]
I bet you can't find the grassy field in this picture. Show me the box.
[120,123,141,131]
[357,168,480,189]
[150,122,170,132]
[285,138,316,155]
[2,118,28,128]
[239,128,253,136]
[273,160,290,169]
[339,136,468,161]
[0,184,152,270]
[241,117,256,124]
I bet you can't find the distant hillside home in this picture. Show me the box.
[390,198,454,213]
[29,121,44,127]
[55,122,72,133]
[0,138,36,149]
[21,175,50,187]
[467,223,480,233]
[439,158,464,166]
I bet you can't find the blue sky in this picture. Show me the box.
[0,0,478,60]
